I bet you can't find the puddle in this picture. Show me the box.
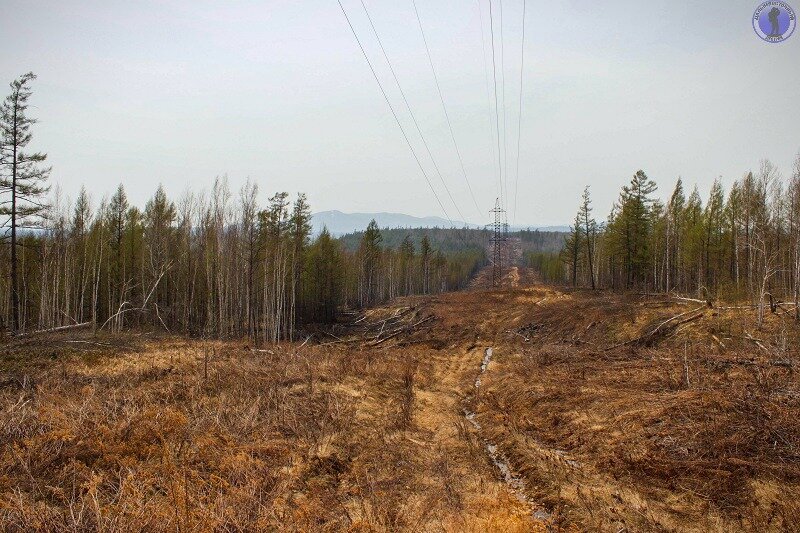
[463,347,551,522]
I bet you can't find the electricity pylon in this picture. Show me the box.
[489,198,508,287]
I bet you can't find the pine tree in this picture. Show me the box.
[143,185,176,324]
[0,72,51,332]
[288,193,311,339]
[420,234,432,294]
[580,186,597,289]
[561,213,582,287]
[619,170,657,288]
[399,234,415,295]
[305,227,342,322]
[239,180,259,338]
[71,187,92,323]
[703,179,725,293]
[665,179,686,291]
[106,184,129,329]
[358,220,383,305]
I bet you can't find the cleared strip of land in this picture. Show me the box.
[1,268,798,531]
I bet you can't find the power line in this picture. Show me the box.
[488,0,504,210]
[411,0,482,220]
[499,0,508,213]
[513,0,527,226]
[336,0,452,225]
[476,0,497,208]
[360,0,466,224]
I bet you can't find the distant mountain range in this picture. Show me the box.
[311,210,569,236]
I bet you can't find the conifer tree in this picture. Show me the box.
[399,234,414,295]
[305,227,342,322]
[0,73,51,331]
[562,213,582,287]
[580,186,597,289]
[420,234,432,294]
[358,220,383,305]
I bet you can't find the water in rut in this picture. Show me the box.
[463,347,551,522]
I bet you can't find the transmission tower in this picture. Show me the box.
[489,198,508,287]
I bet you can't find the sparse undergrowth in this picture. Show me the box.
[464,285,800,531]
[0,328,537,531]
[2,275,798,532]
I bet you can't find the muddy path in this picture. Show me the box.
[403,342,551,532]
[462,347,551,522]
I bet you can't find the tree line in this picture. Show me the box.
[558,160,800,321]
[0,73,482,338]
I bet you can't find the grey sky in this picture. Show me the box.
[1,0,798,226]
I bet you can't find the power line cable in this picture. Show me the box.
[477,0,498,222]
[499,0,508,213]
[411,0,483,220]
[360,0,467,224]
[336,0,452,225]
[513,0,527,226]
[488,0,504,209]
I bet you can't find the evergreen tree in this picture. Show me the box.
[288,193,311,339]
[561,212,582,287]
[420,234,432,294]
[305,227,342,322]
[143,185,176,321]
[703,179,726,292]
[0,73,51,331]
[619,170,657,288]
[106,184,129,326]
[666,179,686,291]
[580,186,597,289]
[358,220,383,306]
[399,234,415,295]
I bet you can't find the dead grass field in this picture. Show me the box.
[0,316,540,530]
[1,267,798,532]
[443,269,800,531]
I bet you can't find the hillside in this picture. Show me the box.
[312,210,569,236]
[337,226,566,255]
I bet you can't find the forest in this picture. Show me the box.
[556,162,800,320]
[0,74,483,339]
[0,179,488,339]
[338,225,564,255]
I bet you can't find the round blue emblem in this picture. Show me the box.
[753,1,796,42]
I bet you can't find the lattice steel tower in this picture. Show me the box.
[489,198,508,287]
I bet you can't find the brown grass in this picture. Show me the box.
[462,283,800,531]
[0,327,540,531]
[4,269,796,531]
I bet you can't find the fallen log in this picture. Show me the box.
[368,315,435,347]
[63,340,116,348]
[669,294,714,307]
[744,332,770,354]
[13,321,92,337]
[604,307,705,351]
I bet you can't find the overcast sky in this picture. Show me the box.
[1,0,798,226]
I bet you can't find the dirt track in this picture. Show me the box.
[410,267,799,531]
[2,267,798,531]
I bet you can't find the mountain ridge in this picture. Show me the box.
[312,210,569,236]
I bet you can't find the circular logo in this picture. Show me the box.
[753,1,796,42]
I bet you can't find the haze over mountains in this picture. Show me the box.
[311,210,569,236]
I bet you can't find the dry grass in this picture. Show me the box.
[463,284,800,531]
[0,327,540,531]
[5,270,795,531]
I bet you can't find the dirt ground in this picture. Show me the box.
[1,267,798,531]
